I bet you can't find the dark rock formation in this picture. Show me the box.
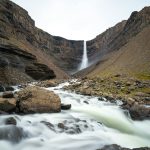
[61,103,71,110]
[0,44,56,85]
[87,6,150,64]
[25,63,56,80]
[5,86,14,91]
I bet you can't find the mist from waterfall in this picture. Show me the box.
[79,41,88,70]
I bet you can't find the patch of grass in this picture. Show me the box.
[134,72,150,80]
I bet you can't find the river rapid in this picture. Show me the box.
[0,81,150,150]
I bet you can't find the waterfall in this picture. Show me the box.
[79,41,88,70]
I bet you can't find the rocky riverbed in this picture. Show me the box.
[0,79,150,150]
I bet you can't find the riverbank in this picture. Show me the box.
[64,75,150,120]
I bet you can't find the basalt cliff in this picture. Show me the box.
[0,0,83,85]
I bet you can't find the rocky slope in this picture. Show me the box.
[80,25,150,78]
[87,6,150,65]
[0,0,84,85]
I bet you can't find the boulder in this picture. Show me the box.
[16,86,61,113]
[2,91,14,98]
[0,98,16,112]
[129,103,150,120]
[123,102,150,120]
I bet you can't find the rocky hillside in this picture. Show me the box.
[76,6,150,79]
[0,0,84,85]
[87,6,150,65]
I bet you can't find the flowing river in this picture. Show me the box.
[0,81,150,150]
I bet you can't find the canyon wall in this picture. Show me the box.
[87,6,150,64]
[0,0,83,84]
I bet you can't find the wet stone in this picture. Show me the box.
[41,121,54,131]
[83,100,89,104]
[2,91,14,98]
[61,103,71,110]
[58,123,65,129]
[5,86,14,91]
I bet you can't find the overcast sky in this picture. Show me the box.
[11,0,150,40]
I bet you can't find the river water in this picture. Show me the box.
[0,81,150,150]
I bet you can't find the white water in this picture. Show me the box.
[0,81,150,150]
[79,41,88,70]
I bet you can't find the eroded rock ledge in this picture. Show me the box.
[0,44,56,85]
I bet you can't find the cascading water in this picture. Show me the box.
[79,41,88,70]
[0,81,150,150]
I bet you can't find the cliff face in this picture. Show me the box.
[87,6,150,64]
[0,0,83,84]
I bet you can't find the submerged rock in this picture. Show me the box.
[98,144,150,150]
[40,121,55,131]
[16,86,61,113]
[5,117,17,125]
[0,125,26,143]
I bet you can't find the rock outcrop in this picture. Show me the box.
[87,6,150,65]
[0,0,83,86]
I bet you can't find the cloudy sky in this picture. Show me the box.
[11,0,149,40]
